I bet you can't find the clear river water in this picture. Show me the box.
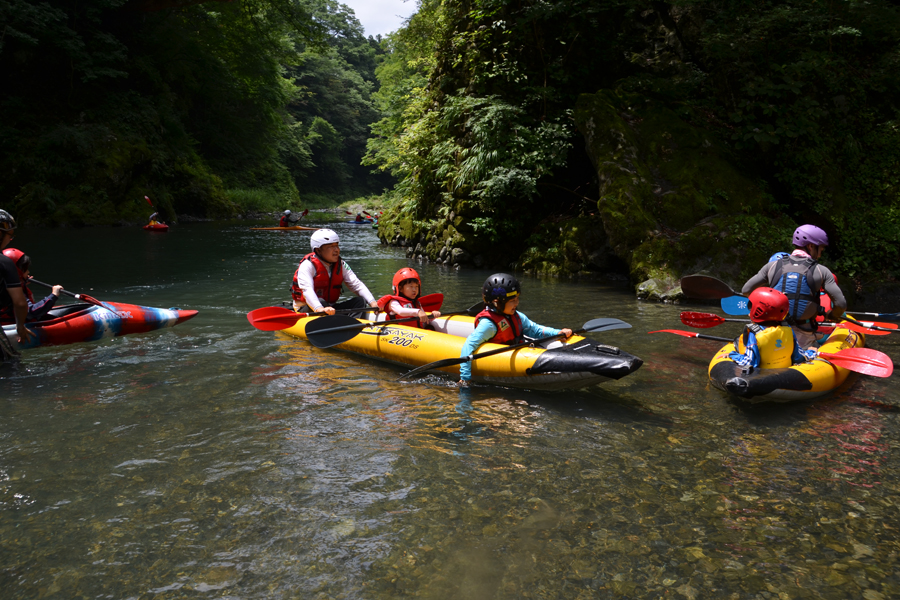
[2,216,899,599]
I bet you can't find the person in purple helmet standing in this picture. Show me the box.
[741,224,846,348]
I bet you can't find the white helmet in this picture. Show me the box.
[284,210,291,215]
[310,228,340,250]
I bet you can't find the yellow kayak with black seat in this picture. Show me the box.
[281,314,643,391]
[708,326,865,402]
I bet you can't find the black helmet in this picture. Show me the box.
[0,209,15,233]
[482,273,521,306]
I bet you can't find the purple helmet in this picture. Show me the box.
[792,224,828,248]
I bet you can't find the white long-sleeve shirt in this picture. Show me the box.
[294,259,375,311]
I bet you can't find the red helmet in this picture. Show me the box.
[2,247,24,264]
[392,268,421,297]
[2,247,29,284]
[748,287,789,323]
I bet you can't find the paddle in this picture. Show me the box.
[816,348,894,377]
[247,294,448,332]
[722,294,899,331]
[247,306,379,331]
[681,312,751,328]
[305,302,485,348]
[397,318,632,381]
[721,295,750,316]
[649,330,894,377]
[288,209,309,223]
[649,329,732,342]
[842,314,898,332]
[419,292,443,312]
[28,278,108,309]
[680,275,742,300]
[845,310,900,321]
[679,311,892,335]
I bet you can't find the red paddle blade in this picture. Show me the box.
[680,312,725,328]
[648,329,699,338]
[836,322,890,336]
[247,307,305,331]
[144,195,153,206]
[817,348,894,378]
[419,293,444,312]
[848,318,897,330]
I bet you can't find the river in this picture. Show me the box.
[2,217,899,599]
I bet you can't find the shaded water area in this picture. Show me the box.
[2,218,900,599]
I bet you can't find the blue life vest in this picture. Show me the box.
[768,255,820,323]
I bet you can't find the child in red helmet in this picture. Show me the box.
[728,287,816,369]
[0,248,64,322]
[376,268,440,328]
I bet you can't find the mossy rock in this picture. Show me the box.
[575,88,785,286]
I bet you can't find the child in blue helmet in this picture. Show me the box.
[458,273,572,386]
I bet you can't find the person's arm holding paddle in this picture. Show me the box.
[293,260,336,315]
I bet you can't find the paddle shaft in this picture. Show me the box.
[28,277,104,306]
[398,318,631,380]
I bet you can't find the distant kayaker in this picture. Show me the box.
[279,210,292,227]
[728,287,816,369]
[355,213,364,222]
[742,224,846,348]
[290,228,378,317]
[148,212,163,226]
[376,268,440,328]
[0,249,64,321]
[0,210,34,349]
[457,273,573,386]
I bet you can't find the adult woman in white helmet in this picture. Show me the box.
[290,228,378,316]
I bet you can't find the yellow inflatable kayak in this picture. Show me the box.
[708,326,865,402]
[281,314,643,391]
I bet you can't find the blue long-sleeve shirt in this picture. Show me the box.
[27,293,58,321]
[459,311,563,381]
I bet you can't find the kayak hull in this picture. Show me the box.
[3,301,198,352]
[250,226,317,231]
[143,224,168,232]
[708,326,865,402]
[279,314,642,391]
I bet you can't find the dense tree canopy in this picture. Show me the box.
[0,0,389,224]
[367,0,900,281]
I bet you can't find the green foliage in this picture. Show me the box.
[368,0,900,281]
[0,0,388,224]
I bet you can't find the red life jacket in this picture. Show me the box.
[290,253,343,306]
[279,216,290,227]
[475,309,524,344]
[376,294,425,327]
[0,258,32,323]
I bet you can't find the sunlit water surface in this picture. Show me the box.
[2,219,899,599]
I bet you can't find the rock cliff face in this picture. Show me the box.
[572,88,795,299]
